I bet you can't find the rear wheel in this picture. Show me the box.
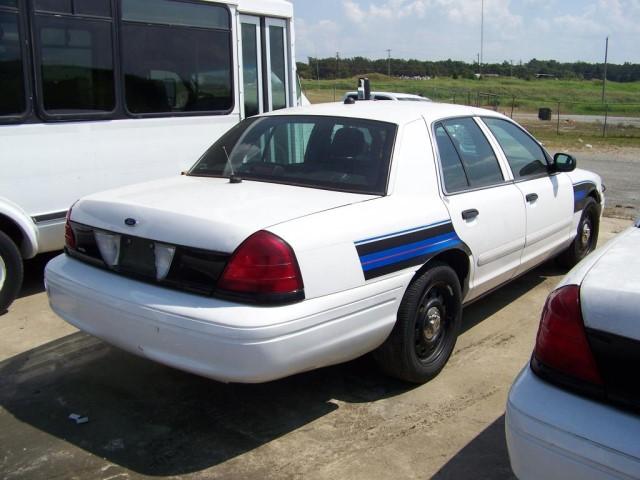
[374,263,462,383]
[557,198,599,269]
[0,231,23,314]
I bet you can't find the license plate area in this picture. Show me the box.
[118,236,156,278]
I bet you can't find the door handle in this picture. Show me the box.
[526,193,539,203]
[462,209,479,220]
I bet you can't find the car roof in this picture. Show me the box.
[263,101,509,126]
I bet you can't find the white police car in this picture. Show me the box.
[507,219,640,479]
[45,100,604,383]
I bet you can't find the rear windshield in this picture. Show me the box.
[189,115,397,195]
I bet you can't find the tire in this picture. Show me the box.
[373,262,462,384]
[0,231,23,314]
[557,197,599,269]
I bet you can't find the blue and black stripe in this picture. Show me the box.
[355,221,463,280]
[573,182,596,213]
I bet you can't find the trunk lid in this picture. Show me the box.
[72,176,375,253]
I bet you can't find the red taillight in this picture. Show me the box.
[64,206,76,250]
[218,231,303,300]
[533,285,603,386]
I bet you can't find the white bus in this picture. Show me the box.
[0,0,303,311]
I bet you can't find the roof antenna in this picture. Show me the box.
[222,145,242,184]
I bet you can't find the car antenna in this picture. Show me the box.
[222,145,242,184]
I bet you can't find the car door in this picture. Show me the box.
[481,118,574,275]
[432,117,526,301]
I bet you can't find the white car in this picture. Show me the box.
[506,219,640,480]
[343,91,432,102]
[45,101,604,384]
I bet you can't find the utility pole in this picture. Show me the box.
[335,52,340,79]
[602,36,609,103]
[387,49,392,77]
[316,57,320,81]
[480,0,484,78]
[477,53,480,77]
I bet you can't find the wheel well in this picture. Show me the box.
[0,214,26,258]
[415,249,470,295]
[588,189,601,206]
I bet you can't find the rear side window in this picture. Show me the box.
[434,117,504,192]
[33,0,116,116]
[483,117,549,180]
[0,4,27,117]
[190,115,397,195]
[122,0,232,115]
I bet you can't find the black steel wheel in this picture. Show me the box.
[558,197,599,268]
[374,262,462,384]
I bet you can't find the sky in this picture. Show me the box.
[290,0,640,64]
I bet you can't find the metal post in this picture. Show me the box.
[603,104,609,137]
[557,102,561,135]
[480,0,484,78]
[602,37,609,104]
[387,49,391,77]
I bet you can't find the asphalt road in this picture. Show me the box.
[0,217,632,480]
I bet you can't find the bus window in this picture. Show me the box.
[0,4,27,117]
[268,22,287,111]
[33,2,116,115]
[241,19,261,117]
[121,0,232,115]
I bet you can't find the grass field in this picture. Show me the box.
[301,75,640,116]
[302,75,640,147]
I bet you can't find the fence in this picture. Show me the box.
[302,81,640,140]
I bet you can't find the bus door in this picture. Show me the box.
[240,15,291,117]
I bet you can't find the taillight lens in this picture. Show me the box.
[217,231,304,302]
[532,285,603,386]
[64,206,76,250]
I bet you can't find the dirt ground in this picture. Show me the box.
[0,216,632,480]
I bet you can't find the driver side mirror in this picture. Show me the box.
[553,153,576,173]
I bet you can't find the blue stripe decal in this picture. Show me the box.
[574,189,588,202]
[360,232,461,272]
[355,220,451,246]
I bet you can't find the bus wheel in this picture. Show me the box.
[0,231,23,314]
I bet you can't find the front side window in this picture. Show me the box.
[437,117,504,190]
[0,4,27,117]
[483,117,549,180]
[122,0,232,115]
[190,116,397,195]
[34,0,115,115]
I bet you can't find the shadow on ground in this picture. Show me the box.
[0,261,558,477]
[432,415,515,480]
[19,251,60,299]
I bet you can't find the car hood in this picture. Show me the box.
[579,225,640,341]
[71,176,375,253]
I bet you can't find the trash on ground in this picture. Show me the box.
[68,413,89,424]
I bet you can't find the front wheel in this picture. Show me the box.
[557,198,599,269]
[374,262,462,384]
[0,231,23,314]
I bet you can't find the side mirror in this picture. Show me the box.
[553,153,576,173]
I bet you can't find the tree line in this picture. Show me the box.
[297,57,640,82]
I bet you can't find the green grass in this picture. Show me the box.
[302,76,640,116]
[302,76,640,145]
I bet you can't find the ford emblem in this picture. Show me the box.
[124,218,137,227]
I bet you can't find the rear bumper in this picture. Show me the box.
[506,367,640,480]
[45,255,405,383]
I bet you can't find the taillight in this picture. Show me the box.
[532,285,604,387]
[64,205,76,250]
[217,231,304,303]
